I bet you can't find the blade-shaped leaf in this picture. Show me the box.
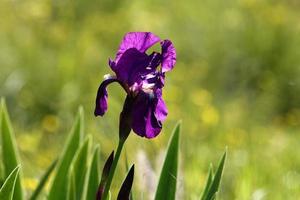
[0,161,4,185]
[124,150,134,200]
[0,99,24,200]
[29,159,58,200]
[0,166,20,200]
[204,150,227,200]
[117,165,134,200]
[201,164,214,200]
[67,170,76,200]
[48,107,84,200]
[85,145,101,200]
[69,135,91,200]
[97,151,114,200]
[154,122,181,200]
[108,191,111,200]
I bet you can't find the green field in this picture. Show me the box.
[1,0,300,199]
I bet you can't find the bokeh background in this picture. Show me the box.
[1,0,300,199]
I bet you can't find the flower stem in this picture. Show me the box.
[102,139,125,200]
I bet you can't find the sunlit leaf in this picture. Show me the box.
[48,107,84,200]
[204,150,227,200]
[29,159,57,200]
[0,99,24,200]
[67,170,76,200]
[84,145,101,200]
[0,166,20,200]
[154,122,181,200]
[200,164,214,200]
[69,135,91,200]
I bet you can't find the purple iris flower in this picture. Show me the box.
[95,32,176,138]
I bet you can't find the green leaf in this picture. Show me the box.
[200,164,214,200]
[67,170,76,200]
[97,151,114,200]
[48,107,84,200]
[85,145,101,200]
[0,162,4,186]
[117,165,135,200]
[0,166,20,200]
[0,99,24,200]
[29,159,57,200]
[108,191,111,200]
[68,135,91,200]
[154,122,181,200]
[204,150,227,200]
[124,150,134,200]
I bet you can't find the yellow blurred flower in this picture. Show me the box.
[201,105,219,126]
[42,115,60,133]
[191,89,212,107]
[24,178,38,191]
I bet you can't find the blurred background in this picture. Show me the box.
[1,0,300,199]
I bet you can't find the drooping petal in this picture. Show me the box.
[112,48,160,87]
[94,77,118,116]
[131,90,167,138]
[161,40,176,72]
[114,32,161,63]
[154,89,168,122]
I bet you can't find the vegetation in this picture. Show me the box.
[1,0,300,199]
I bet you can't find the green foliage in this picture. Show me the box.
[0,166,20,200]
[48,107,84,200]
[124,151,134,200]
[69,136,91,200]
[0,100,24,200]
[1,1,300,198]
[98,151,114,200]
[0,104,228,200]
[85,145,101,200]
[117,165,134,200]
[67,170,76,200]
[155,122,181,200]
[29,159,57,200]
[201,151,227,200]
[201,164,214,200]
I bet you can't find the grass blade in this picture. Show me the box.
[67,170,76,200]
[0,166,20,200]
[154,122,181,200]
[97,151,114,200]
[29,159,58,200]
[85,145,101,200]
[0,99,24,200]
[69,136,91,200]
[204,150,227,200]
[48,107,84,200]
[200,164,214,200]
[124,150,134,200]
[117,165,134,200]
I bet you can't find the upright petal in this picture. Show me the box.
[114,32,161,63]
[113,48,160,87]
[94,77,118,116]
[131,90,167,138]
[161,40,176,72]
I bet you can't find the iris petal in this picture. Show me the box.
[131,90,167,138]
[94,77,118,116]
[154,89,168,122]
[114,32,161,63]
[161,40,176,72]
[112,48,160,87]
